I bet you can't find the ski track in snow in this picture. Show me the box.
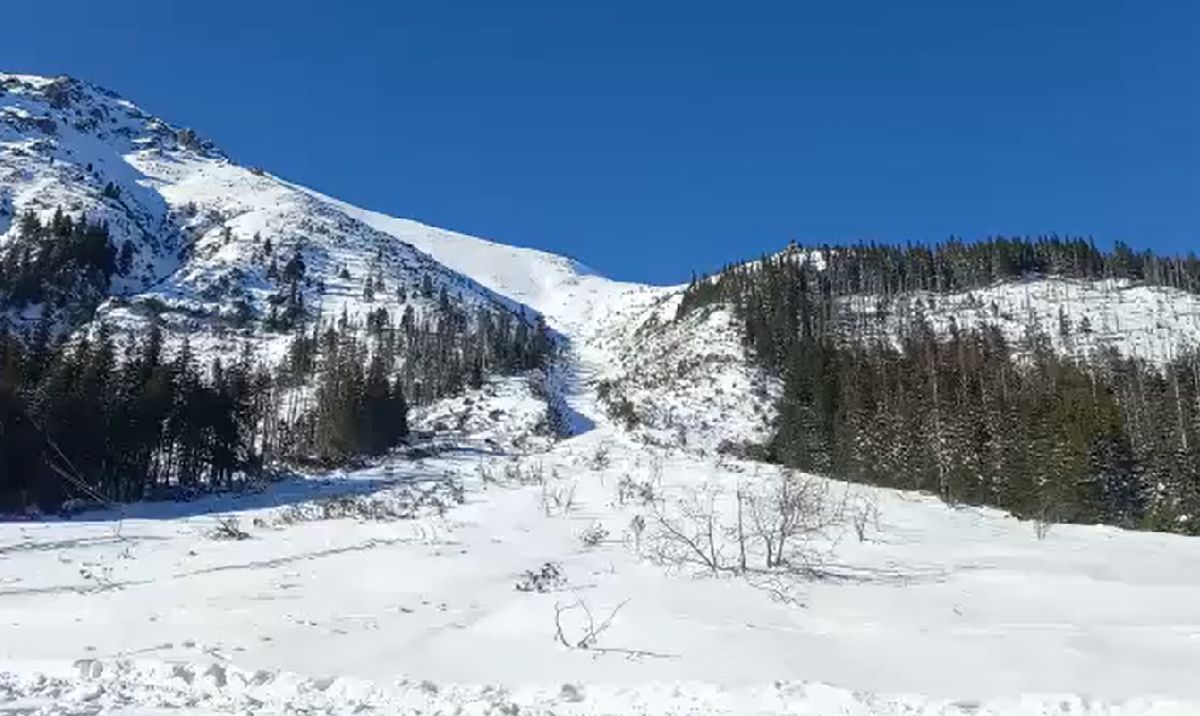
[2,73,1200,714]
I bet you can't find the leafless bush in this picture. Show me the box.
[554,598,628,650]
[579,522,610,548]
[1034,514,1053,540]
[644,469,843,582]
[644,482,729,574]
[515,562,567,593]
[540,480,578,516]
[647,452,665,484]
[591,443,611,470]
[503,458,545,486]
[274,478,464,525]
[210,515,251,541]
[616,475,657,507]
[627,514,646,552]
[743,469,840,573]
[552,597,674,660]
[77,562,116,592]
[476,462,497,488]
[443,474,466,506]
[846,493,881,543]
[1033,498,1057,540]
[277,495,402,524]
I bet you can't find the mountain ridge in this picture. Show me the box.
[1,72,553,360]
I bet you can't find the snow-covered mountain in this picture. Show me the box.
[2,71,763,449]
[596,251,1200,456]
[7,73,1200,715]
[0,73,538,363]
[6,72,1200,454]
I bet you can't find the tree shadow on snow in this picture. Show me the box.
[0,442,509,524]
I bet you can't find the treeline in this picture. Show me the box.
[0,322,269,511]
[680,236,1200,320]
[0,209,130,318]
[776,329,1200,531]
[0,262,552,515]
[683,245,1200,534]
[274,302,551,459]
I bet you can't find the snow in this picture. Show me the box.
[411,371,560,453]
[0,74,57,88]
[3,73,1200,714]
[4,407,1200,713]
[840,278,1200,365]
[300,202,780,453]
[592,294,781,453]
[5,273,1200,713]
[3,664,1196,716]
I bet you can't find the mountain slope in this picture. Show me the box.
[0,73,537,363]
[601,248,1200,455]
[7,73,1200,477]
[307,186,673,346]
[0,74,842,460]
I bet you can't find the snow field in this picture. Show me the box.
[4,404,1200,713]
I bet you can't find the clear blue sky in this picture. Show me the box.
[4,1,1197,283]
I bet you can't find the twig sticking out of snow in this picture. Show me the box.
[210,515,251,541]
[552,598,676,661]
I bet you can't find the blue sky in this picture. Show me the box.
[4,1,1197,284]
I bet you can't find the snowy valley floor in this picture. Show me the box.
[3,368,1200,715]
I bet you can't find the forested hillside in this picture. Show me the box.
[678,238,1200,533]
[0,289,551,512]
[0,73,562,513]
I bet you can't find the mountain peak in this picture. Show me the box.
[2,70,556,372]
[1,70,225,161]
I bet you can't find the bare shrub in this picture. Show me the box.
[643,469,842,582]
[476,462,497,488]
[743,469,839,573]
[645,482,729,574]
[579,522,610,548]
[541,480,578,516]
[647,452,665,484]
[616,475,657,507]
[515,562,566,593]
[1033,497,1058,540]
[277,495,402,524]
[443,474,466,506]
[502,458,523,483]
[1034,514,1053,540]
[627,514,646,553]
[210,515,251,541]
[846,493,881,543]
[503,458,545,486]
[597,379,641,430]
[77,562,116,592]
[552,598,674,660]
[274,478,464,526]
[554,598,628,650]
[591,443,611,470]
